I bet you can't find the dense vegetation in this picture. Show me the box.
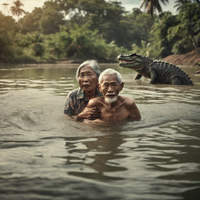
[0,0,200,63]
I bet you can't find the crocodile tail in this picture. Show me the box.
[177,73,194,85]
[172,64,194,85]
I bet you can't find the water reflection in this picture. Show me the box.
[0,66,79,95]
[65,134,127,181]
[0,64,200,200]
[61,119,200,199]
[0,64,200,98]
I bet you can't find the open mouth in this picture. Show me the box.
[118,60,136,64]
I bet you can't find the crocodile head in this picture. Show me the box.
[117,53,144,70]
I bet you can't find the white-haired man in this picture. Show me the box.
[83,68,141,123]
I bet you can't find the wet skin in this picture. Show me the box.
[77,65,101,121]
[85,74,141,123]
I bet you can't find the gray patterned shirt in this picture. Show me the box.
[64,87,102,115]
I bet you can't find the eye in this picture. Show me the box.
[80,74,84,78]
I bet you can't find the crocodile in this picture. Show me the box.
[117,53,194,85]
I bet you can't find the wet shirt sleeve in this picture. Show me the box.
[64,90,77,115]
[64,87,102,115]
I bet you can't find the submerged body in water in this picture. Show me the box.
[0,64,200,200]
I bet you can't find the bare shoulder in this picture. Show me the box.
[119,96,136,107]
[119,96,141,120]
[87,96,103,108]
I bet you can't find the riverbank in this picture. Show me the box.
[49,50,200,66]
[1,50,200,67]
[162,50,200,66]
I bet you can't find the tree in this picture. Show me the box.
[18,7,43,34]
[10,0,26,20]
[0,12,16,31]
[56,0,126,46]
[39,3,65,34]
[151,11,179,57]
[167,2,200,53]
[174,0,200,11]
[134,13,155,44]
[140,0,169,18]
[32,33,44,57]
[0,13,16,62]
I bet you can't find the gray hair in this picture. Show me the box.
[99,68,122,84]
[75,60,101,81]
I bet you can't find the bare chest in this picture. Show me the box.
[100,106,129,122]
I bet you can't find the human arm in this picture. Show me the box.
[76,106,101,121]
[64,89,101,121]
[83,118,103,123]
[64,91,76,115]
[77,98,101,121]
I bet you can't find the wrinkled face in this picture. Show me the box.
[98,74,124,104]
[78,65,98,92]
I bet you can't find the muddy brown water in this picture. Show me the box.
[0,64,200,200]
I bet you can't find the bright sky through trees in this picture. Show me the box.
[0,0,177,17]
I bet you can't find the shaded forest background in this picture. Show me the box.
[0,0,200,64]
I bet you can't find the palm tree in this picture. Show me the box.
[10,0,26,20]
[140,0,169,18]
[174,0,190,11]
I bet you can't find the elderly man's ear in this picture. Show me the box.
[97,83,101,92]
[120,82,124,91]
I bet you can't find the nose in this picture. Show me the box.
[83,75,89,82]
[107,85,113,93]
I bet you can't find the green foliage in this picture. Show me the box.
[151,11,179,57]
[59,0,126,48]
[32,33,44,57]
[15,32,44,57]
[134,13,155,43]
[49,25,126,62]
[0,29,14,62]
[0,14,16,62]
[167,2,200,53]
[18,8,43,34]
[0,13,17,31]
[1,0,200,64]
[39,6,65,34]
[140,0,169,18]
[132,40,164,59]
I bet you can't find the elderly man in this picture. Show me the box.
[64,60,102,121]
[83,68,141,123]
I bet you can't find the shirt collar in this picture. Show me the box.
[77,87,102,100]
[77,87,84,100]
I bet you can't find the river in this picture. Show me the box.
[0,63,200,200]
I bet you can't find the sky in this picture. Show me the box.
[0,0,177,18]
